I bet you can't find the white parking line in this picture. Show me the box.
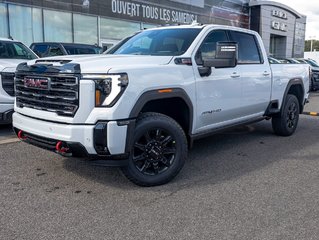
[0,138,20,145]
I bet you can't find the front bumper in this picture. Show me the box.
[13,112,134,165]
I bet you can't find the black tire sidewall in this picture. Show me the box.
[272,94,299,136]
[123,113,187,186]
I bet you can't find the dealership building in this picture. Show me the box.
[0,0,306,58]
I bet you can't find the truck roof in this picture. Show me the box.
[30,42,100,47]
[0,37,19,42]
[144,23,259,36]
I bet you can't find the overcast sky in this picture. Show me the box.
[272,0,318,39]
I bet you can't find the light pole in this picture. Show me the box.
[310,36,316,52]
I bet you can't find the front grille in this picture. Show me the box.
[1,72,15,96]
[15,73,79,117]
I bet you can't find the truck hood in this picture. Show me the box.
[30,54,174,73]
[0,59,28,72]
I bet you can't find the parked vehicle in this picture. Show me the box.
[30,42,102,58]
[277,58,301,64]
[0,38,37,124]
[268,56,281,64]
[295,58,319,91]
[13,24,310,186]
[306,60,319,91]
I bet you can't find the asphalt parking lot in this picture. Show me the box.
[1,93,319,239]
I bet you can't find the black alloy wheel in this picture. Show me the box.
[286,100,298,129]
[133,128,177,175]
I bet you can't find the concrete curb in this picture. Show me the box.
[0,138,20,145]
[302,112,319,116]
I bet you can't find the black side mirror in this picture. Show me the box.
[198,42,238,77]
[203,42,238,68]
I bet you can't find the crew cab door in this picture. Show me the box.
[193,30,243,133]
[228,31,271,116]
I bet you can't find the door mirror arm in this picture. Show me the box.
[198,66,212,77]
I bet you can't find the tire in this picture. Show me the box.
[311,78,316,91]
[121,112,188,187]
[272,94,300,136]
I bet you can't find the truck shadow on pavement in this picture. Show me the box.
[63,116,319,191]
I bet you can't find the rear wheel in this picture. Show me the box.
[121,112,188,187]
[272,94,300,136]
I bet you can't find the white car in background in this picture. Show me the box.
[0,38,38,124]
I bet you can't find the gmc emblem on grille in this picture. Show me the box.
[24,77,50,89]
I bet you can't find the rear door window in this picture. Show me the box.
[229,31,262,64]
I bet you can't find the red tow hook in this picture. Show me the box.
[17,130,27,140]
[55,141,70,154]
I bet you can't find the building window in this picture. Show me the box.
[44,9,72,42]
[8,5,43,46]
[8,5,34,46]
[73,14,98,44]
[32,8,43,43]
[0,4,8,38]
[100,18,140,41]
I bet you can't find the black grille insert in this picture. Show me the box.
[1,72,15,96]
[15,73,79,117]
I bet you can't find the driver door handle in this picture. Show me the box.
[231,72,240,78]
[263,71,270,76]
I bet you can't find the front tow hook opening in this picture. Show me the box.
[55,141,72,157]
[17,130,27,140]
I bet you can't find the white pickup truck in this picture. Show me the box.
[0,38,37,124]
[13,24,310,186]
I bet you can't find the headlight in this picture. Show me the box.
[82,73,129,107]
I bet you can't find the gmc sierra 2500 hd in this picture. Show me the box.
[13,24,309,186]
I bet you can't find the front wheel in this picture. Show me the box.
[272,94,300,136]
[121,112,188,186]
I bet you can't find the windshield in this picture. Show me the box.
[112,28,202,56]
[64,45,102,55]
[0,41,37,59]
[105,35,135,54]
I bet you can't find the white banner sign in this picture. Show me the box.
[111,0,198,24]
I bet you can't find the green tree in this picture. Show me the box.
[305,40,319,51]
